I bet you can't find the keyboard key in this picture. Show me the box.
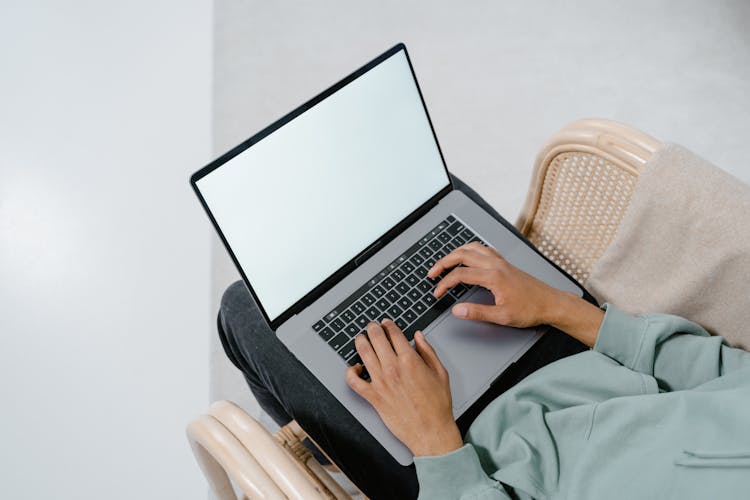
[398,296,413,309]
[339,340,357,359]
[376,298,390,310]
[401,261,415,274]
[331,318,345,332]
[391,269,405,281]
[445,221,461,236]
[419,246,432,258]
[318,327,335,342]
[410,254,424,266]
[378,312,390,323]
[414,265,429,278]
[412,301,427,314]
[313,320,325,332]
[345,323,359,336]
[402,308,418,323]
[365,306,379,319]
[433,250,446,260]
[351,301,365,314]
[437,232,451,244]
[324,310,338,322]
[453,234,466,245]
[388,304,403,318]
[460,229,475,240]
[405,274,419,287]
[444,242,456,253]
[361,293,375,306]
[450,284,470,299]
[341,309,355,323]
[425,257,437,268]
[330,332,349,351]
[408,289,422,301]
[395,317,408,330]
[371,285,385,298]
[385,290,400,302]
[421,293,436,306]
[382,277,396,290]
[428,239,442,251]
[417,281,431,293]
[355,315,369,328]
[447,215,456,223]
[347,353,362,366]
[396,282,409,294]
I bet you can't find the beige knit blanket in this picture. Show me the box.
[586,144,750,350]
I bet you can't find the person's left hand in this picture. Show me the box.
[345,320,463,457]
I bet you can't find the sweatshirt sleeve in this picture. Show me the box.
[414,444,511,499]
[593,304,750,391]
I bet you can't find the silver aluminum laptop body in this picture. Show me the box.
[191,44,583,466]
[280,190,581,465]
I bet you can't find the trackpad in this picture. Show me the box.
[425,287,540,416]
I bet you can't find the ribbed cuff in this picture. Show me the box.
[593,303,648,369]
[414,444,504,499]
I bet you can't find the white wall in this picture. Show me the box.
[0,2,212,499]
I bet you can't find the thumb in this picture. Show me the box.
[414,331,447,377]
[452,302,504,324]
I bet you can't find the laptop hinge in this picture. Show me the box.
[354,239,382,266]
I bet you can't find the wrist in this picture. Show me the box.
[411,422,463,457]
[541,289,575,326]
[544,291,603,348]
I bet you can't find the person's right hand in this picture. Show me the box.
[427,242,565,328]
[427,242,604,346]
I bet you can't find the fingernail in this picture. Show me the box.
[453,304,468,318]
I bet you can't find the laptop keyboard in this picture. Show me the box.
[312,215,487,366]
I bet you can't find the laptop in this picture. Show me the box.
[191,43,583,465]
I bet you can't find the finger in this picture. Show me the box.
[354,333,381,376]
[346,365,374,401]
[433,267,494,298]
[452,302,505,323]
[414,331,448,378]
[380,319,411,356]
[427,247,498,278]
[366,321,397,366]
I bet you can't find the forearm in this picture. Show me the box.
[544,291,604,347]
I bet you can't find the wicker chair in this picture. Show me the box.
[186,119,662,499]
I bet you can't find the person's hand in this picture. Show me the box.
[427,242,604,347]
[345,320,463,457]
[428,242,562,328]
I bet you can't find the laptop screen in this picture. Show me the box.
[195,48,450,323]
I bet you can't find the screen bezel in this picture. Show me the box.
[190,43,453,330]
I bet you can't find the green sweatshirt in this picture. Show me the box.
[415,304,750,499]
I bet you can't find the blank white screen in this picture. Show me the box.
[197,50,449,321]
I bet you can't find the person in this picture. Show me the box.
[218,178,750,499]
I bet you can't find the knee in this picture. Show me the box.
[220,280,253,318]
[218,280,271,349]
[218,280,279,375]
[218,280,258,341]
